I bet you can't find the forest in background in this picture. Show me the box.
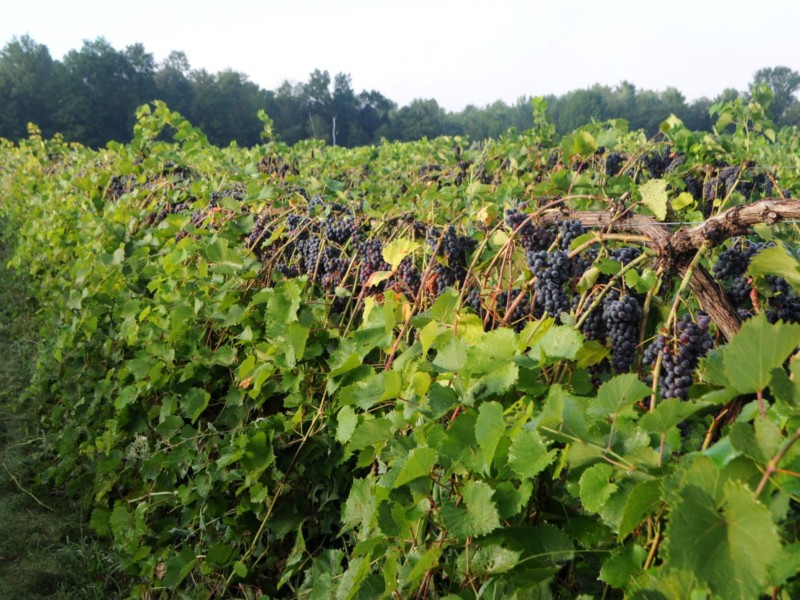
[1,35,800,148]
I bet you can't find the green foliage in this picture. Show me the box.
[2,95,800,600]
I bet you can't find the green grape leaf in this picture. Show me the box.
[508,428,557,479]
[392,446,437,488]
[241,430,275,476]
[475,402,505,472]
[433,337,467,372]
[207,543,237,567]
[342,478,376,533]
[494,480,533,519]
[440,481,501,539]
[531,325,583,360]
[600,543,646,589]
[619,479,663,538]
[722,312,800,393]
[163,547,197,588]
[663,480,781,600]
[579,463,618,514]
[180,387,210,424]
[336,406,358,444]
[267,279,302,323]
[588,374,650,421]
[469,544,521,576]
[572,131,598,157]
[639,179,668,221]
[401,546,441,589]
[639,399,709,435]
[671,191,695,211]
[748,244,800,290]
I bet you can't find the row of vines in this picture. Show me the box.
[3,89,800,598]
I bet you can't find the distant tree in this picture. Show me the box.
[270,80,308,144]
[356,90,395,142]
[188,69,269,146]
[683,97,713,131]
[551,88,607,134]
[0,36,59,140]
[57,38,156,146]
[303,69,333,143]
[752,66,800,123]
[387,99,447,141]
[780,102,800,127]
[332,73,363,146]
[154,51,194,116]
[714,88,741,104]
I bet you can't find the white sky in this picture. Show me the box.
[3,0,799,112]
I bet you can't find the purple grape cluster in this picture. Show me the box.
[504,209,555,252]
[602,294,642,372]
[528,250,572,318]
[644,313,713,400]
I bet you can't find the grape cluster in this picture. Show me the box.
[641,148,673,178]
[605,152,624,177]
[464,286,484,317]
[713,238,768,305]
[557,219,584,250]
[107,174,135,201]
[602,294,642,372]
[428,225,477,267]
[427,263,459,297]
[576,293,610,342]
[712,239,765,280]
[645,314,713,400]
[528,250,572,318]
[324,216,360,244]
[504,209,555,252]
[684,175,702,200]
[610,247,641,266]
[395,257,421,296]
[357,239,390,286]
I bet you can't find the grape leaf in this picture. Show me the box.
[382,238,420,269]
[342,478,376,533]
[475,402,505,472]
[639,399,709,435]
[663,480,781,600]
[588,374,650,421]
[180,387,210,424]
[531,325,583,360]
[619,479,663,538]
[469,544,520,576]
[639,179,668,221]
[600,543,646,589]
[722,312,800,394]
[572,131,598,157]
[440,481,501,539]
[392,446,437,488]
[748,244,800,290]
[579,463,618,513]
[163,547,197,588]
[508,428,557,479]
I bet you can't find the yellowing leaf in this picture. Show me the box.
[639,179,668,221]
[382,238,420,269]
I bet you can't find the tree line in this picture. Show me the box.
[1,35,799,148]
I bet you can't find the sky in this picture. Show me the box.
[3,0,799,112]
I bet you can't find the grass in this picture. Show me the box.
[0,232,131,598]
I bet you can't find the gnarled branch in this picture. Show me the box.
[535,198,800,340]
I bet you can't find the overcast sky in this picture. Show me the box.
[3,0,799,111]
